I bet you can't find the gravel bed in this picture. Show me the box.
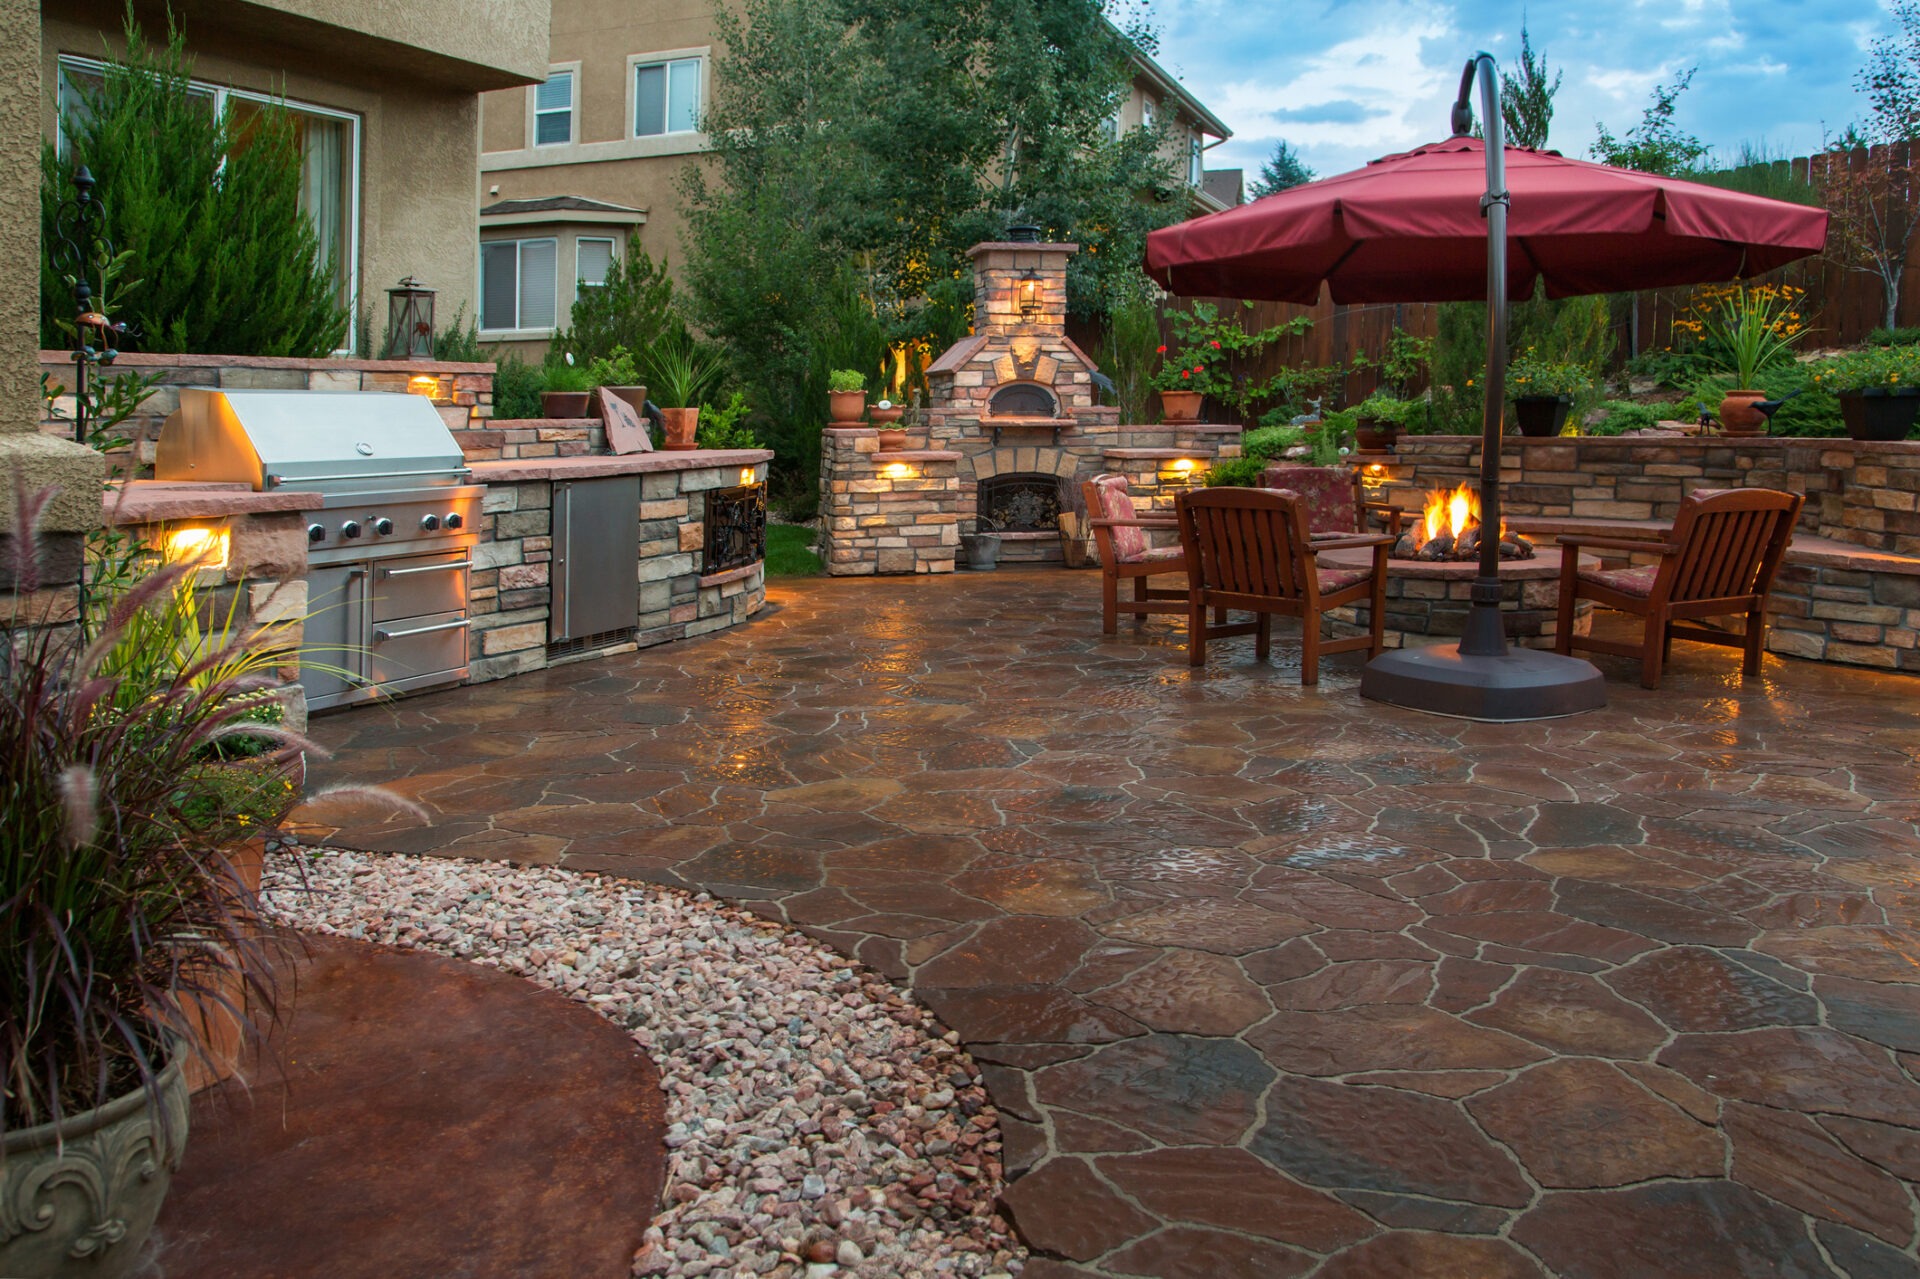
[264,848,1026,1279]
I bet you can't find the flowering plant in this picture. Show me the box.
[1149,301,1307,404]
[1701,284,1805,388]
[1808,344,1920,394]
[1506,348,1593,399]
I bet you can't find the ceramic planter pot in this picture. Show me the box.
[1354,417,1398,452]
[1838,389,1920,442]
[1159,390,1204,422]
[541,391,592,419]
[1512,395,1573,438]
[828,390,867,424]
[960,532,1002,570]
[659,406,701,451]
[869,405,905,426]
[1718,389,1768,437]
[875,429,908,451]
[600,385,649,415]
[0,1055,190,1279]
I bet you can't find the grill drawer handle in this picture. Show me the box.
[267,466,472,487]
[373,618,471,642]
[377,559,472,579]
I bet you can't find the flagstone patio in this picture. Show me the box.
[298,568,1920,1279]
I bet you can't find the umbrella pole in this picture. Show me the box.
[1462,51,1510,659]
[1358,54,1607,721]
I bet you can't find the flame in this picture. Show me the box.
[1413,484,1506,549]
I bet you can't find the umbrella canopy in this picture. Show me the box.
[1144,136,1829,304]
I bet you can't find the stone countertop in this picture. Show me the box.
[469,450,773,483]
[106,481,324,525]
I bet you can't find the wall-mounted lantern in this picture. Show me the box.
[1016,270,1044,322]
[383,277,436,360]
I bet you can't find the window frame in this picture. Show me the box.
[54,53,363,356]
[575,236,617,291]
[1189,134,1204,186]
[627,49,706,139]
[529,63,579,149]
[478,235,561,337]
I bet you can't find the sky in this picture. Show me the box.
[1149,0,1894,183]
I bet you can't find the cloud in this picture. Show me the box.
[1269,100,1378,125]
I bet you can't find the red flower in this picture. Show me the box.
[1156,345,1167,354]
[1181,369,1191,379]
[1209,340,1221,349]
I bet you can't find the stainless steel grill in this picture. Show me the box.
[156,389,482,710]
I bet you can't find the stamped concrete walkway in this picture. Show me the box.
[301,569,1920,1279]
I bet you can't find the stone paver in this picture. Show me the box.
[300,570,1920,1278]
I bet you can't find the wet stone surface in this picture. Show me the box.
[302,570,1920,1278]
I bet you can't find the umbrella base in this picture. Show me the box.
[1360,643,1607,722]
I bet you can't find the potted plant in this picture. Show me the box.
[1151,302,1312,424]
[828,369,868,425]
[539,357,597,419]
[1350,391,1412,452]
[648,329,728,451]
[1701,285,1803,437]
[2,505,315,1278]
[584,346,647,415]
[1810,345,1920,441]
[1506,349,1593,437]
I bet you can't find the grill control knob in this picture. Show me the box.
[419,513,441,532]
[373,518,394,536]
[341,520,363,540]
[444,512,465,530]
[307,523,327,544]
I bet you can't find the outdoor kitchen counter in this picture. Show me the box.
[469,449,773,484]
[105,480,324,525]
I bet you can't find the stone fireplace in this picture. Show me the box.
[818,236,1245,574]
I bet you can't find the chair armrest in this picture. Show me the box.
[1555,533,1681,556]
[1311,534,1396,551]
[1361,501,1403,516]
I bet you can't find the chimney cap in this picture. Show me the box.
[1006,223,1042,243]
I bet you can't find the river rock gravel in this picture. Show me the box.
[263,848,1026,1279]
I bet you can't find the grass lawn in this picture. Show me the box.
[766,524,823,576]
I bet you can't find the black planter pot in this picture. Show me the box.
[1354,417,1397,452]
[1511,395,1573,438]
[1837,390,1920,442]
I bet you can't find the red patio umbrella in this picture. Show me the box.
[1145,137,1829,305]
[1143,54,1829,721]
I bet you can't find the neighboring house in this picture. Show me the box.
[476,0,1235,358]
[42,0,551,354]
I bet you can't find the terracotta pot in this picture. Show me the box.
[1837,389,1920,441]
[659,406,701,451]
[1512,394,1573,438]
[828,390,867,424]
[1159,390,1204,422]
[1354,417,1398,452]
[599,384,649,414]
[1718,389,1768,437]
[869,404,905,425]
[876,429,908,451]
[541,390,592,419]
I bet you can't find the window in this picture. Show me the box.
[1142,101,1156,131]
[1190,135,1204,186]
[1101,107,1121,142]
[534,70,573,146]
[634,58,701,136]
[55,56,361,352]
[480,238,558,332]
[576,238,615,289]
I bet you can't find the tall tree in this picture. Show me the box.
[1824,5,1920,331]
[1247,141,1315,199]
[1500,24,1560,150]
[1591,69,1708,175]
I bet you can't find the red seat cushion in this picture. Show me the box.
[1579,565,1660,598]
[1260,466,1357,535]
[1092,476,1149,563]
[1317,566,1374,594]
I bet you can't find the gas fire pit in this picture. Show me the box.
[1393,482,1535,563]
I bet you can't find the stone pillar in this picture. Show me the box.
[0,0,104,627]
[821,430,961,575]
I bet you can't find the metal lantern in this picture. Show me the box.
[383,277,436,360]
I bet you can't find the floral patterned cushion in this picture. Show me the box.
[1317,566,1374,594]
[1580,564,1661,598]
[1092,475,1149,562]
[1261,466,1357,534]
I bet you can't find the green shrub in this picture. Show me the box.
[1581,400,1667,436]
[1808,345,1920,393]
[1240,423,1305,462]
[1099,295,1161,423]
[1202,455,1268,487]
[492,355,547,419]
[43,16,347,356]
[828,368,867,393]
[696,390,759,449]
[432,305,488,364]
[563,236,677,364]
[1686,360,1844,437]
[1867,326,1920,347]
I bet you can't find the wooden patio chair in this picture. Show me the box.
[1176,486,1393,683]
[1259,464,1404,539]
[1553,487,1804,689]
[1083,474,1189,633]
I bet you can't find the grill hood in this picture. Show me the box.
[155,389,468,494]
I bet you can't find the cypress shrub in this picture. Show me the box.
[41,17,348,357]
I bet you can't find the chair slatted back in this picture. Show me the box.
[1662,488,1803,605]
[1179,487,1316,600]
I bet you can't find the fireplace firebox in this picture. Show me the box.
[978,474,1062,533]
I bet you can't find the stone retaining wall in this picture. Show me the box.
[820,432,961,575]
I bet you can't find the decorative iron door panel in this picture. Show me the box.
[978,474,1062,533]
[704,484,767,573]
